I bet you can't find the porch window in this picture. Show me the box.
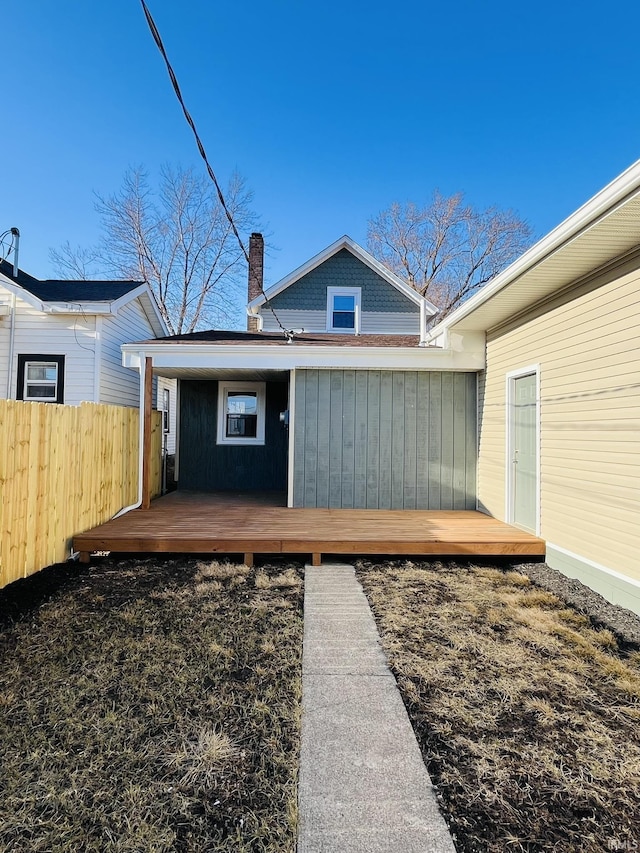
[326,286,361,333]
[217,381,266,445]
[17,355,65,403]
[162,387,170,433]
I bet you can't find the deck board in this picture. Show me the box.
[73,491,546,561]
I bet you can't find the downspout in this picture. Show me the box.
[113,351,146,518]
[6,292,16,397]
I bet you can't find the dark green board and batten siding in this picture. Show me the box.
[293,370,477,509]
[178,380,288,492]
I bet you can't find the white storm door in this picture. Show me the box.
[508,370,539,533]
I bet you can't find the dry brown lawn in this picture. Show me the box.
[356,560,640,853]
[0,557,303,853]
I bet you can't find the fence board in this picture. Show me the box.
[0,401,161,589]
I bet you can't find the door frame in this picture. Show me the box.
[505,364,541,535]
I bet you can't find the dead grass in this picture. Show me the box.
[0,557,303,853]
[356,560,640,853]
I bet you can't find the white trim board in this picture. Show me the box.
[546,543,640,618]
[287,369,296,508]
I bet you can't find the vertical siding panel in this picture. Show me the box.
[466,374,478,509]
[391,372,405,508]
[428,373,442,509]
[354,371,368,507]
[293,371,306,507]
[403,371,417,509]
[328,371,344,508]
[378,371,393,509]
[452,373,467,509]
[440,373,454,508]
[315,370,332,507]
[366,371,381,508]
[342,370,356,508]
[303,370,319,507]
[415,372,430,508]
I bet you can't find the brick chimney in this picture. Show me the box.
[247,232,264,332]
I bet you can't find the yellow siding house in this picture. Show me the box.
[428,162,640,615]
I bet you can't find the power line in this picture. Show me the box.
[139,0,248,264]
[139,0,295,338]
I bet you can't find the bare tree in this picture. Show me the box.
[367,191,534,318]
[50,165,259,334]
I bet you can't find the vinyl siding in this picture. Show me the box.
[0,289,97,404]
[100,299,157,407]
[293,369,476,509]
[478,258,640,582]
[260,308,420,334]
[260,248,420,335]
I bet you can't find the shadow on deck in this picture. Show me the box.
[73,491,546,566]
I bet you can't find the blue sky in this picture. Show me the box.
[4,0,640,295]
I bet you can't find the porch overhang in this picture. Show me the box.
[121,340,485,374]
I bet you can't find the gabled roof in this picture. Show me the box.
[427,159,640,339]
[0,258,168,337]
[0,259,142,302]
[247,235,439,316]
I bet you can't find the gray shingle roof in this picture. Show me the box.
[144,330,421,347]
[0,259,143,302]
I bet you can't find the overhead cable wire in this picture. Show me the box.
[139,1,294,337]
[139,0,247,263]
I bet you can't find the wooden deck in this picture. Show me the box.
[73,491,545,566]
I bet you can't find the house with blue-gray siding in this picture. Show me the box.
[122,234,483,511]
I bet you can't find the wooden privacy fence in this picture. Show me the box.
[0,400,162,589]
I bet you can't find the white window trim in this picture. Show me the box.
[216,380,266,445]
[23,360,60,402]
[326,286,361,334]
[504,364,541,536]
[162,387,170,434]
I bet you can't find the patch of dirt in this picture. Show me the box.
[356,559,640,853]
[0,555,304,853]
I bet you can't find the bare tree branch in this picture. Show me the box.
[367,191,534,319]
[50,165,260,334]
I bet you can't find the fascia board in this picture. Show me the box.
[248,235,438,315]
[111,285,168,336]
[120,341,484,371]
[427,158,640,340]
[45,302,111,314]
[0,275,45,312]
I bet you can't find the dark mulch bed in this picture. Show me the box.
[0,555,304,853]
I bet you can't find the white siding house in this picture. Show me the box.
[0,260,176,447]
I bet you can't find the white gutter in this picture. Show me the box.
[426,158,640,341]
[113,351,146,518]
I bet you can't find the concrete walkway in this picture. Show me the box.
[298,563,456,853]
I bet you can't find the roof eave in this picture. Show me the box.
[248,235,438,315]
[426,159,640,340]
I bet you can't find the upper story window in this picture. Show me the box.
[17,355,65,403]
[326,286,361,334]
[216,381,266,445]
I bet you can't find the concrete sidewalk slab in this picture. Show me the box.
[298,563,456,853]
